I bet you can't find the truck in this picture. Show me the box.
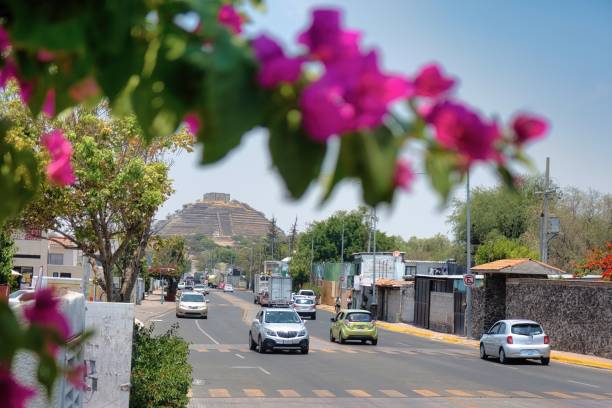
[207,274,220,288]
[259,276,292,307]
[253,274,270,304]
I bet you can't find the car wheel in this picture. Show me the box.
[480,343,488,359]
[340,333,346,344]
[175,313,180,318]
[329,330,335,343]
[371,338,378,346]
[258,336,265,353]
[361,339,367,344]
[499,348,508,364]
[541,357,550,366]
[302,347,309,355]
[203,315,208,319]
[249,333,256,350]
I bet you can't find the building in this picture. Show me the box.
[404,259,466,277]
[12,230,87,287]
[352,252,406,284]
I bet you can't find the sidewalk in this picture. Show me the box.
[134,291,175,324]
[317,304,612,370]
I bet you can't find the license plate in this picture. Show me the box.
[521,350,538,356]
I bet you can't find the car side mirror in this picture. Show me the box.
[206,299,210,303]
[252,318,258,324]
[302,320,308,324]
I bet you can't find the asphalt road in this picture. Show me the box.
[150,289,612,407]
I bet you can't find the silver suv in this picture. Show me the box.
[249,308,309,354]
[480,319,551,365]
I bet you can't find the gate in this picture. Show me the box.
[454,291,466,336]
[414,277,431,328]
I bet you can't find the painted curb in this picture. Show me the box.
[318,304,612,370]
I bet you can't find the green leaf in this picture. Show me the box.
[268,109,327,199]
[0,120,41,226]
[324,127,399,206]
[199,33,265,163]
[0,301,23,364]
[37,353,59,399]
[424,149,461,203]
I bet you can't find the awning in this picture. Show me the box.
[11,270,22,277]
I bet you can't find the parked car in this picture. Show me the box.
[223,284,234,292]
[177,282,186,290]
[249,308,309,354]
[8,289,34,306]
[479,319,550,365]
[292,297,316,320]
[175,291,209,319]
[297,289,316,302]
[330,309,378,345]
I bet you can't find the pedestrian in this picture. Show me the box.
[335,296,341,313]
[347,294,352,309]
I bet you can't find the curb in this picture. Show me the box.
[317,304,612,370]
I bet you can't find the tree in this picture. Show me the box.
[575,243,612,281]
[400,234,460,261]
[149,236,190,294]
[474,234,539,265]
[288,217,298,256]
[0,227,15,286]
[266,216,280,260]
[19,105,191,301]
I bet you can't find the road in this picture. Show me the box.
[150,290,612,407]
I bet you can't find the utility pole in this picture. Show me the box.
[371,208,378,317]
[465,170,472,338]
[310,235,314,283]
[540,157,551,263]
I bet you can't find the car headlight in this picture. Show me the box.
[298,329,307,336]
[264,328,277,336]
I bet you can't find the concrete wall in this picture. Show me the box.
[381,288,402,322]
[429,292,454,333]
[506,279,612,358]
[84,302,134,408]
[400,286,415,324]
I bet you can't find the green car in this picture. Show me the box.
[329,309,378,345]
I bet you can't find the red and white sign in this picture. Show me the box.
[463,274,475,287]
[392,251,400,257]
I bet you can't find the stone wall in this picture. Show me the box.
[469,287,486,339]
[482,274,506,333]
[429,292,454,333]
[506,279,612,358]
[400,286,415,324]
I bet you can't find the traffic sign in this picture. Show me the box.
[463,274,475,287]
[393,251,400,257]
[340,276,346,281]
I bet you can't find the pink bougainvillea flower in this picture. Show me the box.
[41,130,76,186]
[23,287,71,342]
[413,63,456,98]
[183,113,201,135]
[512,113,548,145]
[0,367,37,408]
[218,4,243,34]
[394,159,416,191]
[252,34,303,88]
[37,49,55,62]
[66,363,87,390]
[298,8,361,65]
[425,100,500,164]
[68,76,101,102]
[301,51,412,141]
[42,89,55,117]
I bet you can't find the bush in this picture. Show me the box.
[300,282,321,297]
[130,323,192,408]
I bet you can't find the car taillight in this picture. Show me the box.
[544,335,550,344]
[506,335,513,344]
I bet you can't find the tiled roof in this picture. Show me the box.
[471,258,565,275]
[375,278,413,287]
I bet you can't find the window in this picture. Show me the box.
[181,294,204,302]
[346,313,372,322]
[511,324,543,336]
[499,323,506,334]
[295,298,314,305]
[405,265,417,276]
[48,253,64,265]
[264,311,301,323]
[488,323,500,334]
[52,272,59,277]
[60,273,72,278]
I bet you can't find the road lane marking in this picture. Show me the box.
[194,320,220,344]
[196,347,208,352]
[401,350,417,355]
[512,391,543,398]
[397,342,413,347]
[150,319,164,322]
[313,390,335,397]
[278,389,300,397]
[573,392,608,400]
[218,348,230,352]
[568,380,599,388]
[380,389,407,397]
[478,390,507,397]
[243,389,265,397]
[341,349,358,353]
[234,353,245,359]
[446,389,474,397]
[258,366,271,375]
[319,349,335,353]
[380,350,399,355]
[239,348,249,353]
[208,389,230,398]
[358,349,377,354]
[543,392,578,399]
[346,390,372,397]
[413,389,440,397]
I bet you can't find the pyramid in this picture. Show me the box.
[155,193,278,244]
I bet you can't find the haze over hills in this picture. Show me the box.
[155,192,280,246]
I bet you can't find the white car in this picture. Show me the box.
[8,289,35,306]
[480,319,551,365]
[176,292,209,319]
[223,284,234,292]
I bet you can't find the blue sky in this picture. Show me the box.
[157,0,612,239]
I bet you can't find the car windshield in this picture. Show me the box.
[265,311,301,323]
[9,290,24,299]
[295,298,314,305]
[181,294,204,302]
[195,285,204,288]
[300,291,314,296]
[346,313,372,322]
[511,323,543,335]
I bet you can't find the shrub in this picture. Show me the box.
[300,282,321,297]
[130,323,192,408]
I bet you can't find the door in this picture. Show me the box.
[483,322,500,355]
[333,312,344,338]
[251,311,262,341]
[493,323,507,356]
[414,278,431,328]
[453,291,466,335]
